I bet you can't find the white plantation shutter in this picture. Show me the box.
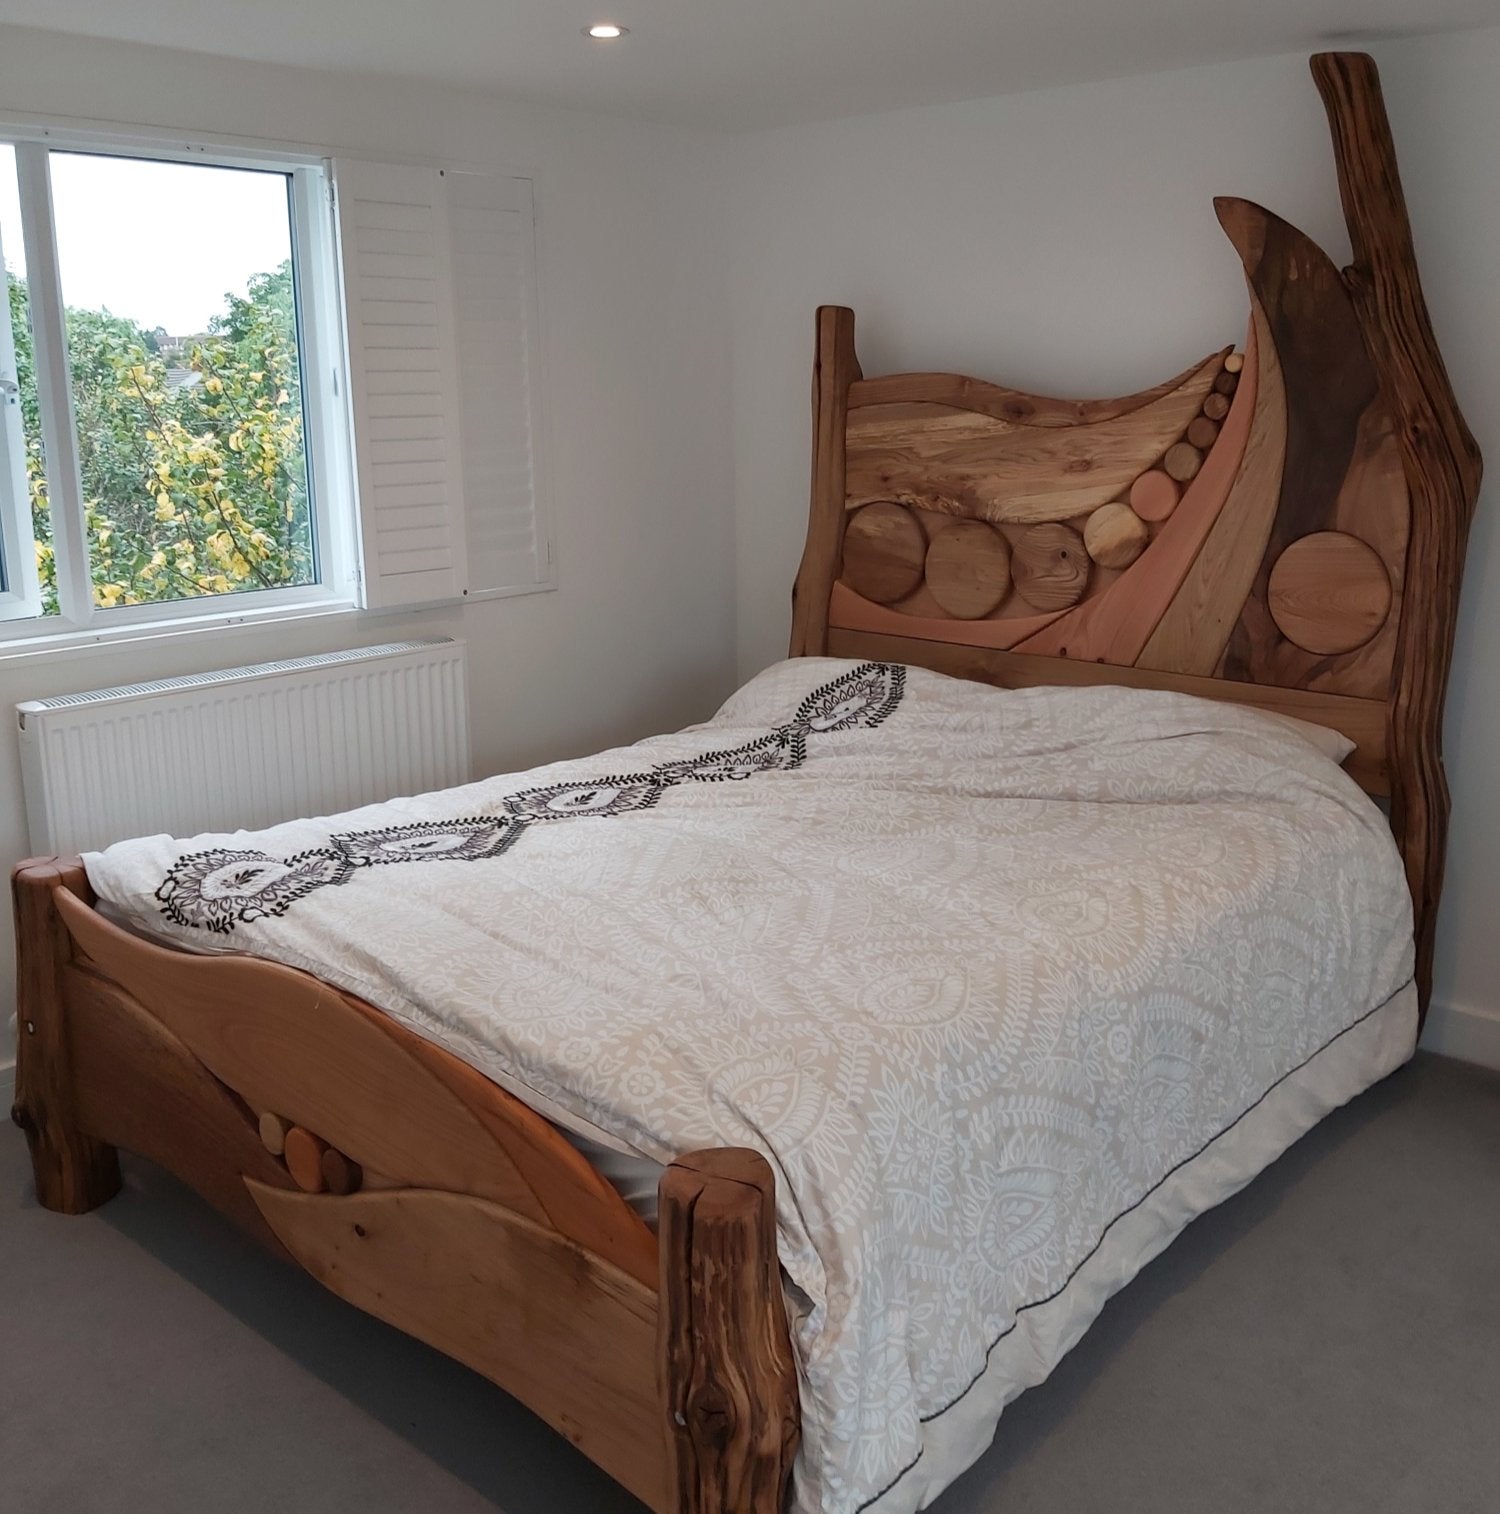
[334,158,548,609]
[447,171,548,595]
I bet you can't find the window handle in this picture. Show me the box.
[0,376,18,403]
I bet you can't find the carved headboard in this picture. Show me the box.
[788,53,1480,1016]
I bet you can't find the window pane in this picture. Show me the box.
[50,152,314,608]
[1,143,56,613]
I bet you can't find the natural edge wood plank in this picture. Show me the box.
[249,1182,670,1512]
[659,1148,799,1514]
[10,860,121,1214]
[1312,51,1483,1016]
[790,306,861,656]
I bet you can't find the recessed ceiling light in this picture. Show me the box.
[585,23,628,40]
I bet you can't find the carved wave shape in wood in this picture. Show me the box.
[845,351,1225,525]
[1214,196,1407,699]
[52,887,659,1286]
[831,197,1409,696]
[830,322,1260,660]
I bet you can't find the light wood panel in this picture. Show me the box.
[1083,503,1149,570]
[249,1182,669,1512]
[842,502,926,604]
[51,889,657,1286]
[1267,530,1392,654]
[844,352,1222,525]
[1011,524,1089,611]
[1138,303,1288,675]
[924,520,1011,618]
[1012,320,1259,664]
[847,356,1217,427]
[66,965,295,1255]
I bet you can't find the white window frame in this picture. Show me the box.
[0,120,358,645]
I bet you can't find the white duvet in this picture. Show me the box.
[86,658,1415,1513]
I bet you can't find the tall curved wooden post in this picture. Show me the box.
[10,858,121,1212]
[658,1148,800,1514]
[791,305,861,657]
[1313,53,1484,1017]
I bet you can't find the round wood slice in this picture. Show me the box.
[1012,523,1089,611]
[283,1126,330,1194]
[320,1146,364,1196]
[257,1111,290,1157]
[1163,443,1203,483]
[1202,392,1231,421]
[1083,503,1149,570]
[923,520,1011,618]
[1267,531,1392,655]
[1223,351,1245,374]
[1213,370,1239,396]
[841,502,926,604]
[1186,416,1220,450]
[1129,469,1181,522]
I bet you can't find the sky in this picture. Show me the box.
[0,146,293,335]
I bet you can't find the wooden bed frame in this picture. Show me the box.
[9,55,1479,1514]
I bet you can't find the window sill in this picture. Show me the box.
[0,595,362,667]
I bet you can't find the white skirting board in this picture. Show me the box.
[1420,999,1500,1072]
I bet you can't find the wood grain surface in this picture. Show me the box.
[659,1149,799,1514]
[924,519,1011,617]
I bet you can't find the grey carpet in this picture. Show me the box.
[1,1051,1497,1514]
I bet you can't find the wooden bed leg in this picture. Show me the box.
[10,857,121,1213]
[658,1148,800,1514]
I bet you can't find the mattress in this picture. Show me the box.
[86,657,1416,1514]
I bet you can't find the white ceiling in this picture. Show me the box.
[1,0,1497,130]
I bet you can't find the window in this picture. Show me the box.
[0,136,355,637]
[0,126,549,647]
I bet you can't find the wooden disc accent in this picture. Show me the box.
[283,1126,330,1193]
[1213,370,1239,396]
[1186,416,1220,450]
[320,1146,364,1196]
[1202,392,1231,421]
[258,1111,290,1157]
[1267,531,1392,655]
[1012,523,1089,611]
[1223,351,1245,374]
[841,502,926,604]
[1163,443,1203,483]
[1083,503,1150,570]
[923,520,1011,619]
[1129,469,1181,522]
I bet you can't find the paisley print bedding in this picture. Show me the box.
[85,657,1415,1513]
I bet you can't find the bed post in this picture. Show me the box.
[1312,54,1483,1018]
[10,857,121,1213]
[658,1148,800,1514]
[790,305,861,658]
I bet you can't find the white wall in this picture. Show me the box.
[727,37,1500,1061]
[0,24,737,1049]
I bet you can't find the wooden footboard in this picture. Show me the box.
[10,857,800,1514]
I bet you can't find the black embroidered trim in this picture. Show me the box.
[155,662,906,932]
[332,816,524,867]
[155,846,352,934]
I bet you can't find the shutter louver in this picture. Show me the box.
[447,171,549,595]
[334,159,467,608]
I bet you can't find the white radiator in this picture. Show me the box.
[17,638,470,856]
